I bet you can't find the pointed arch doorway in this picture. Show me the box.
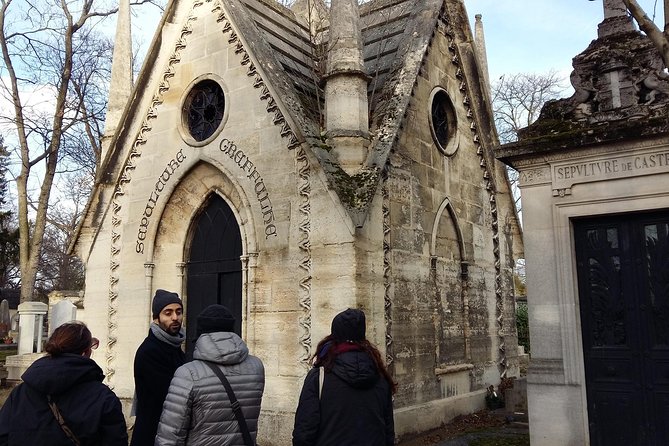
[186,193,243,358]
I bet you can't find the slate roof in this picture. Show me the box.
[73,0,478,250]
[226,0,445,223]
[232,0,442,142]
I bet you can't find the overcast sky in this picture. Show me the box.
[466,0,664,90]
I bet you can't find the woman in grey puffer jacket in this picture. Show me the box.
[155,305,265,446]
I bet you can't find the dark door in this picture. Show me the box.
[186,194,242,358]
[574,209,669,446]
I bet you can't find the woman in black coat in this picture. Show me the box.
[0,321,127,446]
[292,308,396,446]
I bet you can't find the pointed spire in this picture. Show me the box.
[324,0,370,175]
[474,14,491,95]
[102,0,133,160]
[598,0,634,37]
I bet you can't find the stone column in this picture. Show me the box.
[325,0,370,175]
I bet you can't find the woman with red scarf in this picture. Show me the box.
[292,308,396,446]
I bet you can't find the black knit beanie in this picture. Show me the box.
[152,289,182,319]
[196,304,236,337]
[331,308,366,342]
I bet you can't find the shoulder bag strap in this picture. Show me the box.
[318,366,324,400]
[204,361,254,446]
[47,395,81,446]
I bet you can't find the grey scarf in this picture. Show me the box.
[150,322,185,348]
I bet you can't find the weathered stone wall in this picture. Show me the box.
[386,21,519,409]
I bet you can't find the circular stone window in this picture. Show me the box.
[430,88,458,156]
[182,79,226,144]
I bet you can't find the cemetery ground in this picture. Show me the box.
[397,409,529,446]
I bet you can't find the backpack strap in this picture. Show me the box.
[47,395,81,446]
[204,361,255,446]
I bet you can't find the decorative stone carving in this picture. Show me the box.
[296,147,313,367]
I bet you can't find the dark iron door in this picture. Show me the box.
[186,194,242,358]
[575,210,669,446]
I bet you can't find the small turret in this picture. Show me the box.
[324,0,370,175]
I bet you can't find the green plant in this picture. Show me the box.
[515,302,530,354]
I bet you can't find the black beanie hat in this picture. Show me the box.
[196,304,236,336]
[152,289,182,319]
[331,308,366,342]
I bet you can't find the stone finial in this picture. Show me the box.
[474,14,491,96]
[324,0,370,175]
[598,0,634,37]
[603,0,627,18]
[102,0,133,160]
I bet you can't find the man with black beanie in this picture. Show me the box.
[155,304,265,446]
[130,289,186,446]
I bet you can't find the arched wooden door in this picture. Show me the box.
[186,194,242,357]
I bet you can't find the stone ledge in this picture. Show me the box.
[394,389,487,440]
[435,363,474,375]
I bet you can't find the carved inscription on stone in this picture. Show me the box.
[136,149,187,253]
[553,150,669,190]
[519,167,551,186]
[219,138,277,239]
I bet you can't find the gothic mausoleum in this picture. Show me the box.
[72,0,522,442]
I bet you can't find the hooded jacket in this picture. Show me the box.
[155,332,265,446]
[0,354,127,446]
[292,350,395,446]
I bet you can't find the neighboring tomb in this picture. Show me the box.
[497,1,669,445]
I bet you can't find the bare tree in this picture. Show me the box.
[492,70,567,213]
[492,70,566,144]
[0,138,19,288]
[0,0,130,303]
[34,172,91,298]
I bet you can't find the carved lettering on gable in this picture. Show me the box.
[552,150,669,191]
[219,138,277,239]
[136,150,187,254]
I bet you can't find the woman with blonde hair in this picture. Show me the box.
[293,308,396,446]
[0,321,127,445]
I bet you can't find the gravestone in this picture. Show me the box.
[49,300,77,336]
[0,299,10,339]
[6,301,48,381]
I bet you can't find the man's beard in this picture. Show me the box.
[161,321,181,335]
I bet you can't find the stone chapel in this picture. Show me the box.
[497,1,669,445]
[71,0,522,442]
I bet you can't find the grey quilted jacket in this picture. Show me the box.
[154,332,265,446]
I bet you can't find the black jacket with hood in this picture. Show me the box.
[0,354,127,446]
[292,349,395,446]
